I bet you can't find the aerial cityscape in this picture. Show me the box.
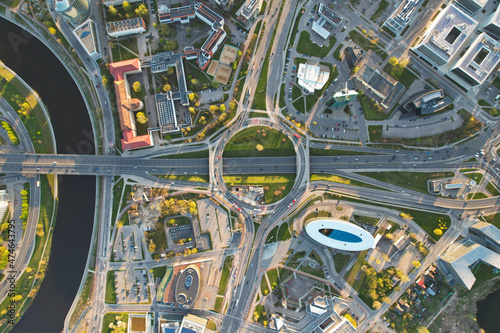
[0,0,500,332]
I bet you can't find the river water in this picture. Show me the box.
[0,17,96,332]
[477,287,500,333]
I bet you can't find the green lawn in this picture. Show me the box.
[403,209,450,241]
[357,171,454,193]
[491,77,500,90]
[333,43,344,61]
[267,268,280,290]
[383,63,418,88]
[279,83,286,108]
[260,274,270,295]
[371,0,389,21]
[213,296,224,313]
[105,270,117,304]
[299,264,326,279]
[352,214,380,226]
[218,255,233,295]
[333,252,351,273]
[463,172,483,184]
[292,85,301,100]
[224,174,295,204]
[359,94,391,120]
[306,94,319,112]
[249,111,269,118]
[223,126,295,157]
[484,108,500,117]
[345,250,368,286]
[368,125,383,141]
[310,173,382,190]
[265,225,279,244]
[478,99,492,107]
[348,30,388,60]
[485,213,500,229]
[293,96,305,113]
[157,174,209,183]
[486,182,500,196]
[296,31,337,58]
[278,222,292,241]
[472,192,488,199]
[102,313,128,333]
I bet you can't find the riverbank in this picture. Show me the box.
[428,276,500,332]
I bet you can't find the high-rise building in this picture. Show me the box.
[326,83,358,108]
[449,33,500,88]
[482,5,500,41]
[453,0,487,15]
[55,0,91,26]
[412,4,477,68]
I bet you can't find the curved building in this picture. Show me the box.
[174,264,200,308]
[305,218,375,251]
[55,0,91,26]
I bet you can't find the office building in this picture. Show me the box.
[412,4,477,68]
[450,33,500,88]
[311,3,342,39]
[106,17,146,37]
[236,0,263,23]
[326,83,358,108]
[55,0,91,26]
[158,2,226,70]
[355,63,405,108]
[73,19,100,60]
[482,5,500,40]
[439,240,500,289]
[402,89,453,115]
[453,0,487,15]
[179,314,207,333]
[470,221,500,253]
[384,0,421,34]
[297,63,330,94]
[108,59,153,150]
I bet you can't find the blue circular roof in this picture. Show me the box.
[81,31,90,38]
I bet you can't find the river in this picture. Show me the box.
[477,287,500,333]
[0,17,96,332]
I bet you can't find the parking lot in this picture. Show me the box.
[114,269,150,304]
[170,224,195,244]
[113,225,143,262]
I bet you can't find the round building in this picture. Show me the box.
[174,264,200,308]
[304,218,375,251]
[55,0,91,26]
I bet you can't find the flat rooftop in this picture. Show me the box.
[73,20,96,54]
[319,3,342,26]
[106,17,145,34]
[451,33,500,86]
[471,221,500,244]
[441,240,500,289]
[357,64,394,99]
[415,4,477,67]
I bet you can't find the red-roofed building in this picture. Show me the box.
[416,276,427,289]
[109,59,153,151]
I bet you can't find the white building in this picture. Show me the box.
[453,0,487,15]
[412,4,477,68]
[311,3,342,40]
[449,33,500,90]
[482,5,500,41]
[304,218,375,251]
[73,19,100,60]
[297,63,329,94]
[236,0,263,23]
[106,17,146,38]
[439,240,500,289]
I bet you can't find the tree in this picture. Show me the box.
[186,27,192,33]
[219,104,226,112]
[133,81,141,93]
[400,58,409,68]
[434,228,443,236]
[352,66,360,74]
[209,105,219,113]
[136,112,148,124]
[372,301,382,309]
[48,27,56,35]
[417,327,430,333]
[385,233,393,240]
[256,144,264,151]
[229,101,236,110]
[189,93,196,102]
[162,84,171,92]
[122,1,132,12]
[135,4,148,17]
[389,56,399,67]
[237,50,242,57]
[412,260,421,269]
[189,107,195,114]
[109,5,118,16]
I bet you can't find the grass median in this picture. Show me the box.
[224,174,295,204]
[223,126,295,157]
[357,171,454,193]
